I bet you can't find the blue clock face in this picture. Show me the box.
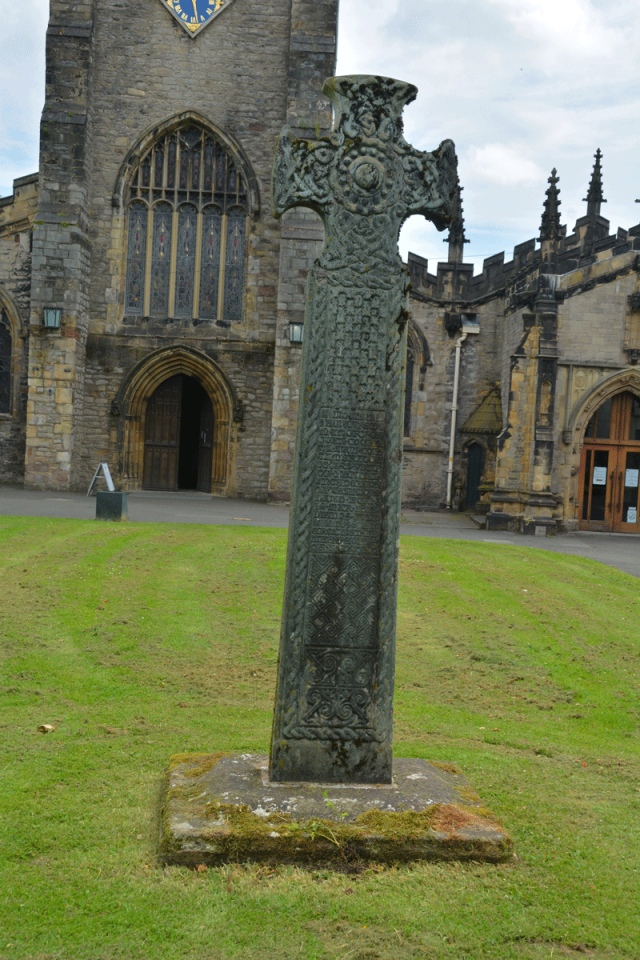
[158,0,236,37]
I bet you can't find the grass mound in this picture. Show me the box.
[0,517,638,959]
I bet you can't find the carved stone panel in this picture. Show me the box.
[268,76,457,784]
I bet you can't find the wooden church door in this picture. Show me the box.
[143,375,182,490]
[143,375,214,492]
[579,392,640,532]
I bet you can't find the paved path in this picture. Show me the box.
[0,485,638,578]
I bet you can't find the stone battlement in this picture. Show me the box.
[0,174,39,238]
[408,216,640,306]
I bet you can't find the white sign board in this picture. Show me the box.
[627,507,637,524]
[87,462,116,495]
[625,468,639,488]
[592,466,607,486]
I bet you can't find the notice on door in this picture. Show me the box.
[593,466,608,485]
[625,468,639,488]
[627,507,637,523]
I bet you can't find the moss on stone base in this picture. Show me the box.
[160,753,513,868]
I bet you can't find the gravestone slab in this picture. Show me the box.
[269,75,458,784]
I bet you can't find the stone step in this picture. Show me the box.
[469,514,487,529]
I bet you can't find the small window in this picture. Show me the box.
[0,313,11,414]
[404,339,415,437]
[629,395,640,442]
[585,397,612,439]
[124,123,249,322]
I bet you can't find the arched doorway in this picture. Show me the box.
[578,390,640,532]
[143,375,213,492]
[116,346,237,495]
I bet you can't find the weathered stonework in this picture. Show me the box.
[0,175,37,483]
[11,0,338,497]
[160,753,513,866]
[268,76,457,784]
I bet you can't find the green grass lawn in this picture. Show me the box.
[0,516,638,960]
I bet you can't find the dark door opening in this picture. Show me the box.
[144,374,213,492]
[465,442,484,511]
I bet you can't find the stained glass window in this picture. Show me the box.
[125,202,148,314]
[150,202,173,317]
[126,122,249,321]
[203,140,214,192]
[167,138,177,189]
[0,315,11,414]
[199,206,222,320]
[175,205,197,318]
[154,146,164,189]
[223,209,246,322]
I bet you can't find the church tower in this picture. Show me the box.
[24,0,338,493]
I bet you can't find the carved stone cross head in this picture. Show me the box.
[273,75,458,271]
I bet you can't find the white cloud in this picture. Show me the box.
[467,144,545,187]
[3,0,640,271]
[0,0,48,196]
[487,0,621,60]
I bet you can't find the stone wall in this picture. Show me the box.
[78,332,274,498]
[268,0,337,499]
[25,0,95,489]
[489,251,640,531]
[25,0,339,494]
[0,175,37,483]
[403,286,504,509]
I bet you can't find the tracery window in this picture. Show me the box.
[125,124,249,322]
[0,311,11,414]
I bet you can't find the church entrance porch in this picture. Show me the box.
[117,346,237,497]
[143,375,213,492]
[578,391,640,532]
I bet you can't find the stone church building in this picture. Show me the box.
[1,0,639,534]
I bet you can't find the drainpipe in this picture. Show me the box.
[446,321,480,509]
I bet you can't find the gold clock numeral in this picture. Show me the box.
[160,0,228,34]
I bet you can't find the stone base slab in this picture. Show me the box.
[160,753,513,867]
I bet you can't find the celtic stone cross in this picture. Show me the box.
[269,76,458,784]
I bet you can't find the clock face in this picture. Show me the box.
[158,0,237,37]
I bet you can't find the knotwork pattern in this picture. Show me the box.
[269,75,457,782]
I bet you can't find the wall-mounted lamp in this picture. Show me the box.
[43,308,62,329]
[289,321,304,344]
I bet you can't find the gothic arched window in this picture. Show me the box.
[0,311,11,414]
[404,338,416,437]
[125,124,249,322]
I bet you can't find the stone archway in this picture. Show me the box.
[568,368,640,442]
[0,287,25,419]
[567,368,640,531]
[115,346,240,495]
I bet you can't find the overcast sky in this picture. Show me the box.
[2,0,640,272]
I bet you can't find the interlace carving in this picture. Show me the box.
[269,76,457,783]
